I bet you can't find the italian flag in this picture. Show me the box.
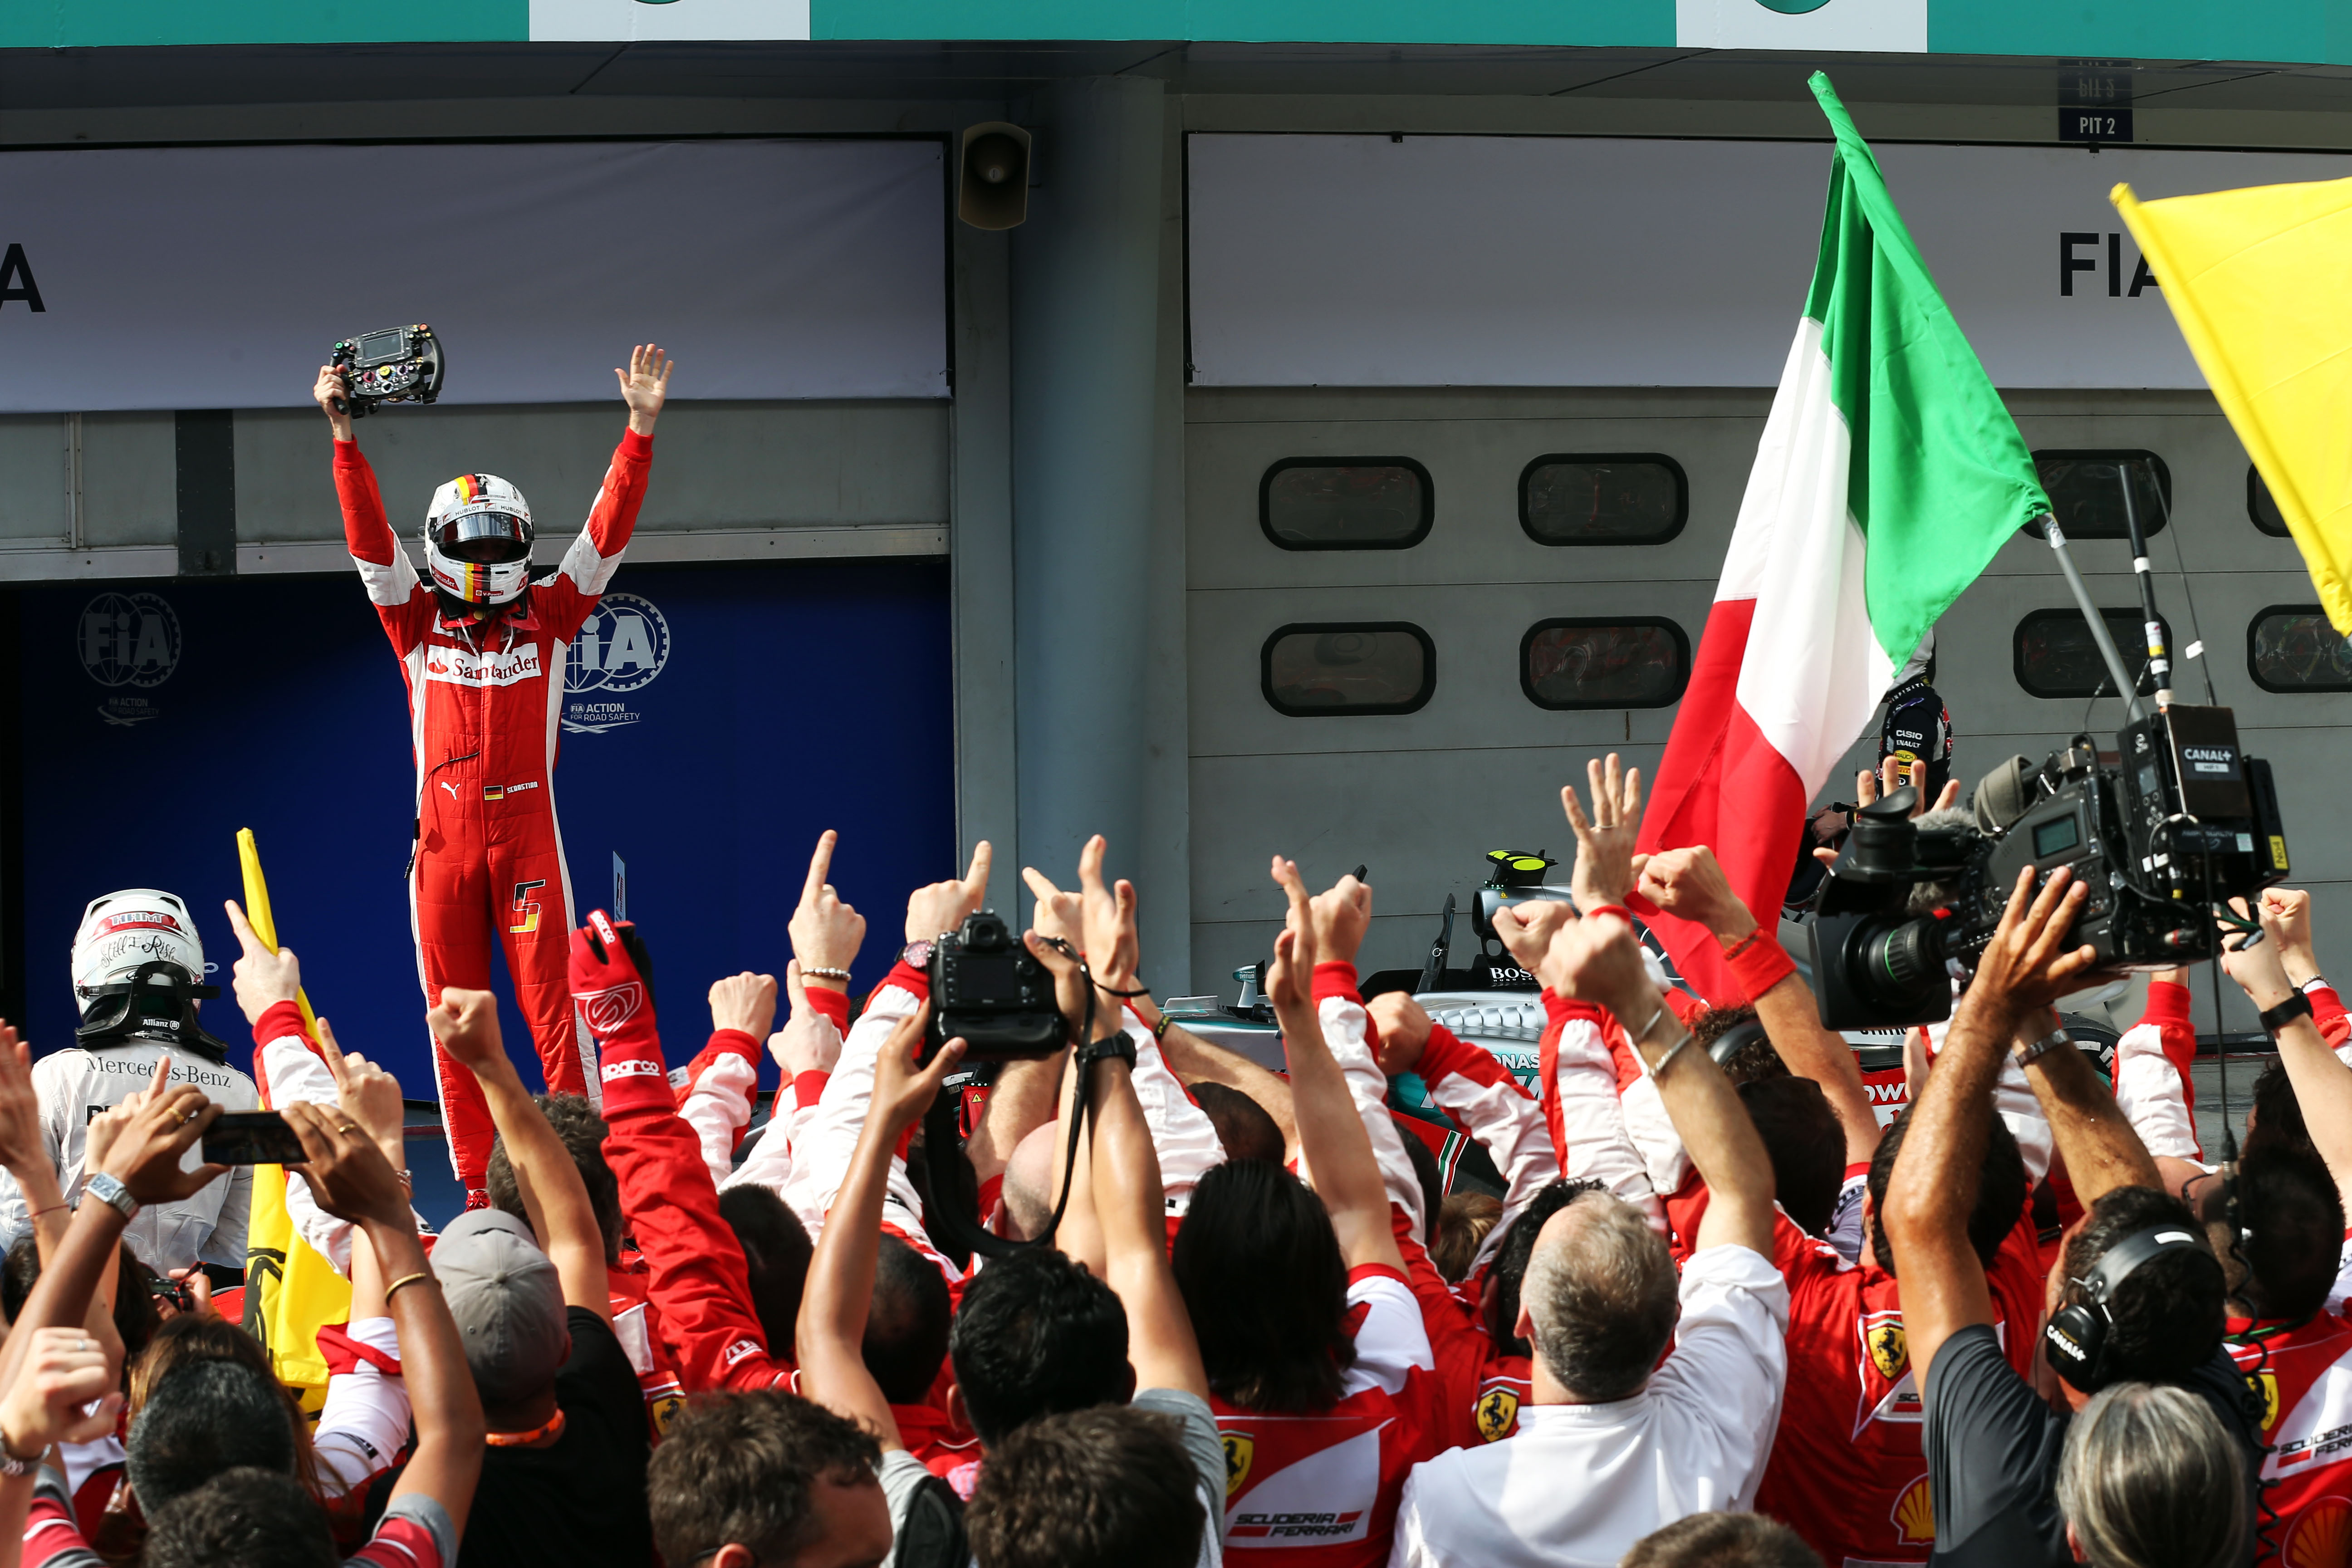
[1635,74,2050,1005]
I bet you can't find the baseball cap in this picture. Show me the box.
[432,1209,569,1404]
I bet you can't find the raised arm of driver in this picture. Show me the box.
[1636,844,1880,1166]
[1538,909,1774,1256]
[1270,858,1407,1274]
[429,988,611,1323]
[794,1007,965,1453]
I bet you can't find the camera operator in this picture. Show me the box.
[1883,865,2261,1568]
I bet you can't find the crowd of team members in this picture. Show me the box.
[0,754,2336,1568]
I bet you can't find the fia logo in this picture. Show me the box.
[564,592,669,735]
[79,591,179,725]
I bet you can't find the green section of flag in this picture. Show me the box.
[1801,71,2051,671]
[0,0,524,47]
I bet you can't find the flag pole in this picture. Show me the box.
[2040,515,2148,722]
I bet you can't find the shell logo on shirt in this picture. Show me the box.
[2284,1495,2352,1568]
[1891,1475,1935,1546]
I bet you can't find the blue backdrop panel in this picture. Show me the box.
[18,559,953,1103]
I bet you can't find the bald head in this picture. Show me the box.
[1519,1191,1677,1402]
[1001,1122,1062,1241]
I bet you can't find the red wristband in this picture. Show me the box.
[1725,930,1796,1002]
[1583,904,1633,926]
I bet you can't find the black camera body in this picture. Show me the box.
[331,325,445,417]
[1809,704,2289,1029]
[926,910,1064,1063]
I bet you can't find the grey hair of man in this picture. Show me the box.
[1521,1189,1679,1402]
[2055,1382,2247,1568]
[1904,803,1980,918]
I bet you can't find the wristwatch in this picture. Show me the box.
[900,940,936,971]
[2014,1028,2071,1068]
[2260,991,2316,1037]
[83,1171,137,1222]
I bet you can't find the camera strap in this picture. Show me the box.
[915,938,1122,1265]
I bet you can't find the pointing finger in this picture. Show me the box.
[802,830,837,906]
[963,841,993,903]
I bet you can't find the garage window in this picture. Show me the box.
[1259,459,1433,550]
[2029,451,2171,540]
[2015,608,2169,700]
[1519,455,1688,546]
[2248,605,2352,693]
[1521,618,1690,710]
[1262,623,1435,715]
[2249,467,2291,538]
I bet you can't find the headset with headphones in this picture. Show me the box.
[2042,1225,2214,1392]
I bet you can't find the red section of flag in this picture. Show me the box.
[1634,597,1810,1006]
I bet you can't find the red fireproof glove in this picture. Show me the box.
[570,909,671,1117]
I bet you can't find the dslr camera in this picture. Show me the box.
[1808,703,2289,1029]
[330,324,445,417]
[925,911,1064,1063]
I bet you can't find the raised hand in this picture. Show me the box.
[709,972,780,1040]
[1075,836,1141,994]
[98,1080,225,1205]
[1958,866,2099,1034]
[0,1327,122,1459]
[872,1004,965,1137]
[1563,753,1642,911]
[1491,899,1574,978]
[1022,865,1084,952]
[1536,908,1656,1022]
[318,1018,407,1167]
[312,363,354,439]
[1364,991,1433,1076]
[617,343,675,436]
[2260,887,2321,986]
[0,1024,44,1176]
[789,831,865,993]
[1266,858,1321,1019]
[769,962,843,1079]
[1306,872,1372,970]
[426,988,505,1077]
[906,842,991,947]
[280,1102,412,1230]
[1634,844,1757,941]
[224,900,303,1025]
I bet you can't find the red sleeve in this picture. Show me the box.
[585,428,653,558]
[1312,962,1362,1008]
[2312,982,2349,1049]
[603,1080,794,1393]
[805,987,851,1034]
[792,1070,831,1111]
[881,960,930,1004]
[253,1000,312,1049]
[23,1478,96,1568]
[334,441,397,565]
[2143,979,2199,1117]
[1663,987,1708,1025]
[1392,1210,1489,1452]
[1415,1024,1531,1099]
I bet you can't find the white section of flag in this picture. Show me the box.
[1723,317,1898,796]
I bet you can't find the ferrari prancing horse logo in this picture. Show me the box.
[1222,1433,1253,1498]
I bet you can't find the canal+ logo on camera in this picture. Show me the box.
[564,592,669,734]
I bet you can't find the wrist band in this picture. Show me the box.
[2261,992,2316,1036]
[1583,904,1632,925]
[1151,1010,1172,1041]
[1719,926,1765,959]
[27,1203,67,1221]
[2303,975,2331,995]
[803,966,851,983]
[2014,1029,2070,1068]
[1725,929,1797,1002]
[383,1271,436,1305]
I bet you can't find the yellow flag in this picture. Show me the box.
[235,828,351,1411]
[2115,177,2352,636]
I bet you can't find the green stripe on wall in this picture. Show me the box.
[0,0,527,48]
[1927,0,2348,65]
[810,0,1673,45]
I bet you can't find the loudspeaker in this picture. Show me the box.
[959,122,1032,230]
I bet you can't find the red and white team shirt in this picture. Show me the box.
[1751,1205,2045,1568]
[2231,1312,2352,1568]
[1213,1264,1447,1566]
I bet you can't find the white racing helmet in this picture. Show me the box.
[424,472,535,607]
[72,889,205,1006]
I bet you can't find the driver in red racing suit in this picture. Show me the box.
[313,346,674,1200]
